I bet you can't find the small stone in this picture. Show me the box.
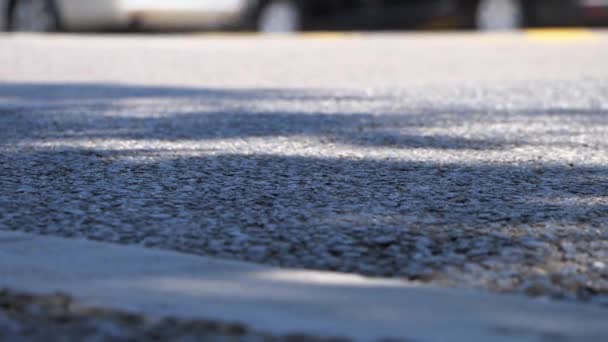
[520,238,550,250]
[370,236,396,246]
[463,263,484,274]
[591,261,606,271]
[329,244,352,254]
[415,237,432,249]
[560,242,577,255]
[467,248,490,257]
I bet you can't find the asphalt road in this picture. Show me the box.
[1,31,607,306]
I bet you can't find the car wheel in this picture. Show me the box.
[475,0,523,31]
[256,0,302,33]
[9,0,59,32]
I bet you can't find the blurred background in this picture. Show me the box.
[1,0,607,34]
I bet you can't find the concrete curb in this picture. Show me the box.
[1,230,606,341]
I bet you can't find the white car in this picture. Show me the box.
[0,0,305,32]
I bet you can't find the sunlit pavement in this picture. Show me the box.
[1,230,607,341]
[1,30,608,339]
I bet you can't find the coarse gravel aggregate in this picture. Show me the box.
[1,34,608,307]
[0,289,354,342]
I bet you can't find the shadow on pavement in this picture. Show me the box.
[1,82,607,301]
[0,81,532,150]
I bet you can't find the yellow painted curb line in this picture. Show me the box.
[525,28,597,42]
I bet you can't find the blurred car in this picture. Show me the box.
[0,0,487,32]
[304,0,608,31]
[470,0,608,30]
[0,0,314,32]
[1,0,607,33]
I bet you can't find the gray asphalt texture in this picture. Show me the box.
[0,289,347,342]
[1,32,607,305]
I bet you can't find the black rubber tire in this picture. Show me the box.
[471,0,530,30]
[247,0,306,33]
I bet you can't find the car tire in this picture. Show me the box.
[475,0,523,31]
[8,0,59,32]
[256,0,302,33]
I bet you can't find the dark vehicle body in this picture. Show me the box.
[1,0,607,32]
[290,0,608,29]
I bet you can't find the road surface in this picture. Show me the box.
[1,31,607,310]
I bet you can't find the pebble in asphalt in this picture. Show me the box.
[0,34,607,306]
